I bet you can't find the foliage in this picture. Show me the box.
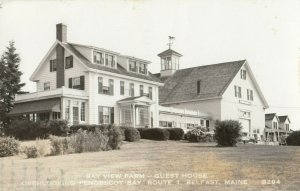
[214,120,242,147]
[0,136,20,157]
[0,41,26,128]
[24,146,38,158]
[50,125,123,156]
[137,128,169,141]
[286,131,300,146]
[5,120,69,140]
[48,120,69,136]
[121,127,140,142]
[186,128,214,142]
[166,128,184,140]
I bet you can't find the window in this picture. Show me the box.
[200,120,204,126]
[129,83,134,97]
[109,79,114,95]
[69,76,84,90]
[81,102,85,121]
[65,56,73,69]
[50,59,57,72]
[52,112,61,120]
[206,120,210,128]
[65,100,71,121]
[98,77,113,96]
[247,89,253,101]
[44,82,50,91]
[234,85,242,98]
[273,122,278,129]
[98,106,114,124]
[120,81,125,95]
[129,60,137,72]
[148,87,153,100]
[240,69,246,80]
[93,51,103,64]
[105,54,114,67]
[286,124,289,131]
[139,63,147,74]
[140,85,144,96]
[197,80,201,94]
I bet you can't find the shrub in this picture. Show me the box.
[0,137,20,157]
[48,120,69,136]
[214,120,242,147]
[121,127,140,142]
[24,146,38,158]
[286,131,300,146]
[6,120,49,140]
[185,128,214,142]
[50,125,123,155]
[166,128,184,140]
[138,128,169,141]
[35,139,48,157]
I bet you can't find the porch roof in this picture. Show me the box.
[117,96,155,105]
[9,98,61,116]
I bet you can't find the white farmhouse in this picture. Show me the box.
[10,23,270,140]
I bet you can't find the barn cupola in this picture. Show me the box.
[158,36,182,78]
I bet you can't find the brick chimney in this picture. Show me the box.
[56,23,66,88]
[56,23,67,42]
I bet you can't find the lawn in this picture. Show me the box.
[0,140,300,191]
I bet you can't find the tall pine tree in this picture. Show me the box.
[0,41,25,127]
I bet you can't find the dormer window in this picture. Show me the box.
[240,69,246,80]
[94,51,103,64]
[129,60,137,72]
[197,80,201,94]
[139,63,147,74]
[105,54,115,67]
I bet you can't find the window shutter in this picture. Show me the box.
[69,78,72,88]
[50,62,53,72]
[80,76,85,90]
[110,107,114,124]
[234,86,237,97]
[98,77,103,94]
[99,107,103,124]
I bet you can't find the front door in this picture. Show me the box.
[240,119,250,136]
[73,107,79,125]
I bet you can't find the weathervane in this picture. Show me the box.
[167,36,175,49]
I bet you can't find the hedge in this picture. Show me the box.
[137,128,169,141]
[166,128,184,140]
[0,137,20,157]
[286,131,300,146]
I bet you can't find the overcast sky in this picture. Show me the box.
[0,0,300,130]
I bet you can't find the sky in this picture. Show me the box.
[0,0,300,130]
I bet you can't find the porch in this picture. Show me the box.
[118,96,154,128]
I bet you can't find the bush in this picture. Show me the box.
[48,120,69,136]
[214,120,242,147]
[166,128,184,140]
[138,128,169,141]
[24,146,38,158]
[121,127,140,142]
[185,128,214,142]
[286,131,300,146]
[0,137,20,157]
[6,120,69,140]
[50,125,123,155]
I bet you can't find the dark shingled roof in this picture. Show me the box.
[265,113,276,121]
[159,60,245,103]
[62,43,162,83]
[157,49,182,57]
[278,116,288,123]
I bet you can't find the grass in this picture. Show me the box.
[0,139,300,191]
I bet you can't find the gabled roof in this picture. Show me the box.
[159,60,245,103]
[278,116,290,123]
[30,41,162,84]
[157,48,182,57]
[265,113,280,122]
[117,95,154,104]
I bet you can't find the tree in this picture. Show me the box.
[0,41,25,128]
